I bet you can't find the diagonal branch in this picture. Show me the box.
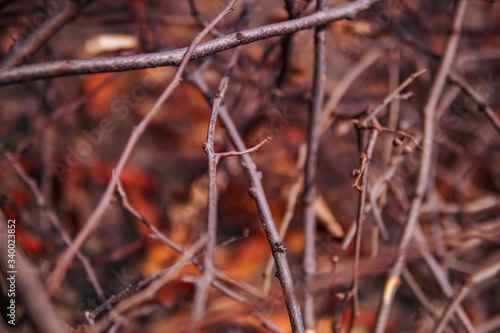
[8,154,106,304]
[0,0,378,86]
[46,0,237,296]
[187,64,306,333]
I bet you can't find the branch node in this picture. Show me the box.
[248,187,257,198]
[272,241,288,253]
[235,32,245,41]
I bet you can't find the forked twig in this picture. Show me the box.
[189,48,239,331]
[187,59,305,333]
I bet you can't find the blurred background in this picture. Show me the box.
[0,0,499,332]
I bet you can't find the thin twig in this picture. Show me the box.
[448,70,500,133]
[187,0,224,38]
[262,145,307,295]
[94,238,206,332]
[352,128,379,318]
[0,73,118,173]
[218,137,271,158]
[189,47,240,331]
[401,268,435,318]
[116,179,184,252]
[302,0,327,329]
[433,260,500,333]
[321,44,386,134]
[0,0,378,86]
[7,154,106,304]
[373,2,469,331]
[359,69,427,127]
[413,225,475,331]
[96,183,255,320]
[187,66,306,333]
[46,0,237,296]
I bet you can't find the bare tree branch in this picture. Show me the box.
[189,47,239,331]
[46,0,237,296]
[302,0,327,329]
[0,0,378,86]
[373,1,469,331]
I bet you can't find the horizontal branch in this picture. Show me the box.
[0,0,377,86]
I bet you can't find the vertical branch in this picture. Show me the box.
[302,0,327,330]
[277,0,302,87]
[352,128,379,318]
[373,1,468,332]
[378,46,400,208]
[187,63,305,333]
[46,0,237,296]
[189,49,239,330]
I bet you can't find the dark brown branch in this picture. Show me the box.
[0,0,378,86]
